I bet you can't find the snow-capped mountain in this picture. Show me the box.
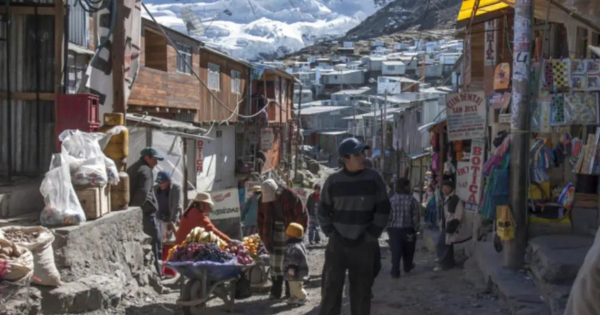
[143,0,393,60]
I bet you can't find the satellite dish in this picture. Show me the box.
[180,5,205,37]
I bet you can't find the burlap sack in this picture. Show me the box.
[0,226,61,286]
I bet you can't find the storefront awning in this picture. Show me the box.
[408,151,430,160]
[418,118,447,133]
[372,149,392,158]
[456,0,514,27]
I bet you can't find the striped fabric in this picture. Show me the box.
[318,168,391,241]
[270,221,286,277]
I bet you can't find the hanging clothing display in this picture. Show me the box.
[529,139,555,184]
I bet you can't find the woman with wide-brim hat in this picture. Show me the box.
[175,192,231,245]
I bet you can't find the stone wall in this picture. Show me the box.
[1,208,161,315]
[52,207,157,284]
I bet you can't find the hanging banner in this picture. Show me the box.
[489,92,511,109]
[208,188,242,240]
[446,91,487,141]
[78,0,141,119]
[494,63,511,90]
[455,140,485,204]
[260,128,273,150]
[484,20,497,66]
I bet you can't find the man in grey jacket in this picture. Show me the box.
[318,138,391,315]
[128,147,163,277]
[155,171,183,243]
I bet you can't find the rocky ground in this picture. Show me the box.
[79,235,508,315]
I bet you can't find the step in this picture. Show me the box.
[472,241,550,315]
[527,235,593,285]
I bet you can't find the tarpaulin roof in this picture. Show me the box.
[457,0,514,26]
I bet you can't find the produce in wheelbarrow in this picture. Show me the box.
[243,234,268,256]
[223,241,253,265]
[184,227,228,248]
[169,243,233,263]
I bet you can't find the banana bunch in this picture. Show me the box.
[184,227,227,247]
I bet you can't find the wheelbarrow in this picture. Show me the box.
[166,259,255,315]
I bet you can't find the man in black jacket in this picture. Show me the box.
[128,147,164,277]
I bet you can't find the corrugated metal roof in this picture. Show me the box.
[299,106,350,115]
[126,113,207,134]
[318,130,349,136]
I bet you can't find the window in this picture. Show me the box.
[282,80,288,105]
[416,109,422,124]
[208,63,220,91]
[231,70,241,94]
[144,29,167,71]
[387,66,395,71]
[176,43,192,74]
[275,76,281,101]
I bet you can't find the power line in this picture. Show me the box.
[141,2,275,121]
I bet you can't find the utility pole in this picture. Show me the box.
[380,93,387,174]
[294,83,303,180]
[506,0,532,269]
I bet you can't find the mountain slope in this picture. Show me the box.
[344,0,463,40]
[143,0,395,60]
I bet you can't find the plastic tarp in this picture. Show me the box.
[457,0,513,25]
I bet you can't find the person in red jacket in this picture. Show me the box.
[175,192,231,245]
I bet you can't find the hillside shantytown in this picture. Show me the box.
[1,1,600,315]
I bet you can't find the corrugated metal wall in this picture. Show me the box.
[9,0,55,4]
[0,100,55,174]
[0,14,55,92]
[67,0,89,48]
[0,13,56,176]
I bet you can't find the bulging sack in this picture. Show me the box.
[0,227,62,286]
[0,238,33,282]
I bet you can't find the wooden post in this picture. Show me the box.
[54,0,64,96]
[112,0,126,114]
[505,0,532,269]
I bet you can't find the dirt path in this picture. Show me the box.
[107,237,508,315]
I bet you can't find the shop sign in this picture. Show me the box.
[484,20,497,66]
[446,91,486,141]
[196,140,204,173]
[260,128,273,150]
[489,92,511,109]
[456,140,485,204]
[208,189,241,220]
[499,113,511,124]
[494,63,511,90]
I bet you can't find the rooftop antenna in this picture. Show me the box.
[180,5,205,37]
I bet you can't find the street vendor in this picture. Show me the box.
[257,179,308,300]
[175,192,232,245]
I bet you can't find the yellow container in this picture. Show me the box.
[104,113,125,126]
[111,172,130,211]
[529,181,550,200]
[99,125,129,160]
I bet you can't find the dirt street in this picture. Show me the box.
[92,236,508,315]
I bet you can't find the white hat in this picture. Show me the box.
[193,192,214,206]
[261,179,278,203]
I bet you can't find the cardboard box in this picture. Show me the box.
[75,185,111,220]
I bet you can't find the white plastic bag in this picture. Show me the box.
[58,130,119,186]
[40,157,86,226]
[72,156,108,186]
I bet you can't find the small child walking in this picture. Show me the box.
[284,223,310,306]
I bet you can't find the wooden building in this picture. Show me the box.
[197,46,252,124]
[238,65,296,175]
[128,17,201,122]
